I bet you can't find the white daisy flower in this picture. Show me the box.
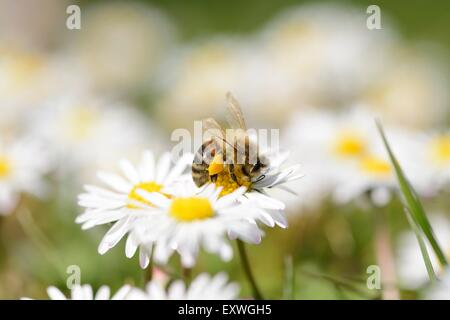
[284,109,381,204]
[134,182,264,267]
[424,268,450,300]
[0,137,49,215]
[23,284,132,300]
[283,108,421,207]
[396,214,450,290]
[329,127,422,207]
[76,150,192,268]
[128,272,239,300]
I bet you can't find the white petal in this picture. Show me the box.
[139,246,150,269]
[119,159,140,184]
[139,150,155,182]
[155,153,172,183]
[112,285,132,300]
[97,171,132,193]
[98,218,131,254]
[245,192,285,210]
[47,287,67,300]
[136,190,170,208]
[94,286,110,300]
[125,235,139,258]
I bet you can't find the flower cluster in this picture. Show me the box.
[76,147,301,269]
[24,273,239,300]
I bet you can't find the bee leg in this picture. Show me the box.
[228,164,239,184]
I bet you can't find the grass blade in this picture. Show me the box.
[404,208,437,282]
[282,256,296,299]
[376,120,448,267]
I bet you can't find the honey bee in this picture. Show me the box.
[192,93,268,188]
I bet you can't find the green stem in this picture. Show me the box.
[237,240,264,300]
[182,267,192,285]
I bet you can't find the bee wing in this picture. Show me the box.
[202,117,227,146]
[204,117,242,156]
[225,92,247,131]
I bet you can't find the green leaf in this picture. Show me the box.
[376,121,448,267]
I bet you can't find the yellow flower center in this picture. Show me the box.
[64,106,97,141]
[3,52,44,91]
[169,197,214,221]
[333,131,366,158]
[360,156,391,177]
[127,181,163,208]
[431,136,450,166]
[0,156,11,178]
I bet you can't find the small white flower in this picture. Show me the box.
[128,272,239,300]
[424,268,450,300]
[396,214,450,290]
[76,150,192,268]
[134,182,264,267]
[0,137,50,215]
[23,284,132,300]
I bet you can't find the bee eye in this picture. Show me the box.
[251,162,261,173]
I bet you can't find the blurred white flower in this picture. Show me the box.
[76,150,192,268]
[23,284,132,300]
[128,272,239,300]
[0,137,50,215]
[0,48,54,135]
[69,1,175,92]
[134,182,264,268]
[261,4,395,109]
[0,48,47,103]
[362,48,449,130]
[396,214,450,289]
[283,108,425,207]
[424,268,450,300]
[283,109,390,206]
[156,38,245,129]
[29,96,163,184]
